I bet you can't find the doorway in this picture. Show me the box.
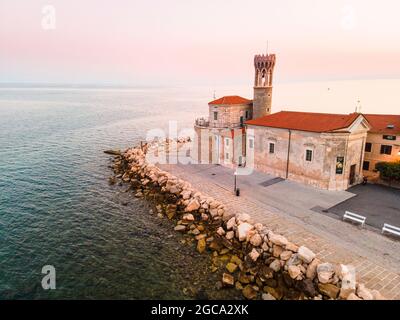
[349,164,356,185]
[214,135,221,165]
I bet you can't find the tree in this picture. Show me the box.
[375,161,400,185]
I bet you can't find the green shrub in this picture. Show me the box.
[375,161,400,181]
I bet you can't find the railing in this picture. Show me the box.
[195,117,210,127]
[195,118,244,129]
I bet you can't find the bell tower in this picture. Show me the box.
[253,53,276,119]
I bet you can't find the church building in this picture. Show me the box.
[193,52,400,191]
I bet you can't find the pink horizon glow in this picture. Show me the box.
[1,0,400,85]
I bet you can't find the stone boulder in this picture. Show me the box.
[181,190,191,200]
[185,199,200,212]
[249,233,263,247]
[226,231,234,240]
[197,238,206,254]
[226,217,236,230]
[249,248,260,262]
[285,242,299,252]
[216,227,226,236]
[272,245,283,258]
[268,232,288,247]
[280,250,293,261]
[339,265,356,299]
[262,293,276,300]
[306,258,320,280]
[298,246,316,264]
[288,265,302,279]
[286,253,302,267]
[174,225,186,232]
[222,273,234,286]
[226,262,238,273]
[317,262,335,284]
[242,285,258,300]
[318,283,340,299]
[182,213,195,221]
[269,259,281,272]
[237,222,253,241]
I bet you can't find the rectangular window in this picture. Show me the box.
[213,112,218,120]
[306,149,313,162]
[365,142,372,152]
[380,145,392,155]
[363,161,370,171]
[225,138,229,146]
[245,110,249,119]
[383,135,396,141]
[249,139,254,149]
[336,157,344,174]
[225,153,229,159]
[269,143,275,154]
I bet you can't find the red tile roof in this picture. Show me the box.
[245,111,362,133]
[363,114,400,135]
[209,95,252,105]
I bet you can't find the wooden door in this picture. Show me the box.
[349,164,356,185]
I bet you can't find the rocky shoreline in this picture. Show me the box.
[107,138,386,300]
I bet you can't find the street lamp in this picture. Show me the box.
[234,168,240,196]
[234,171,237,193]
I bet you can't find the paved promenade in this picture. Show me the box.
[158,163,400,299]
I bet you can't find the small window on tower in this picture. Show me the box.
[269,143,275,154]
[249,139,254,149]
[213,112,218,121]
[306,149,313,162]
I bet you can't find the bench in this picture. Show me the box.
[343,211,366,227]
[382,223,400,237]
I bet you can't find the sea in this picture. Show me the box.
[0,79,398,299]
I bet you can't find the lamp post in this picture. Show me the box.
[234,171,237,193]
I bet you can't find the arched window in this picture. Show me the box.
[261,69,266,86]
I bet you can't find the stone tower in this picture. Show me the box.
[253,53,276,119]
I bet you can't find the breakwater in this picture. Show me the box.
[109,138,386,300]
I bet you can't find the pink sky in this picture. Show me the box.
[1,0,400,85]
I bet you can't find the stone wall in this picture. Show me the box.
[109,138,386,300]
[253,87,272,119]
[209,103,252,128]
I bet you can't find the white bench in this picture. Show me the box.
[343,211,366,227]
[382,223,400,237]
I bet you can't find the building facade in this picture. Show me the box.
[246,112,370,191]
[362,114,400,181]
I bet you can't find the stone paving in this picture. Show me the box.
[328,184,400,229]
[158,162,400,299]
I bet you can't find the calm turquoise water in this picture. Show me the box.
[0,87,220,299]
